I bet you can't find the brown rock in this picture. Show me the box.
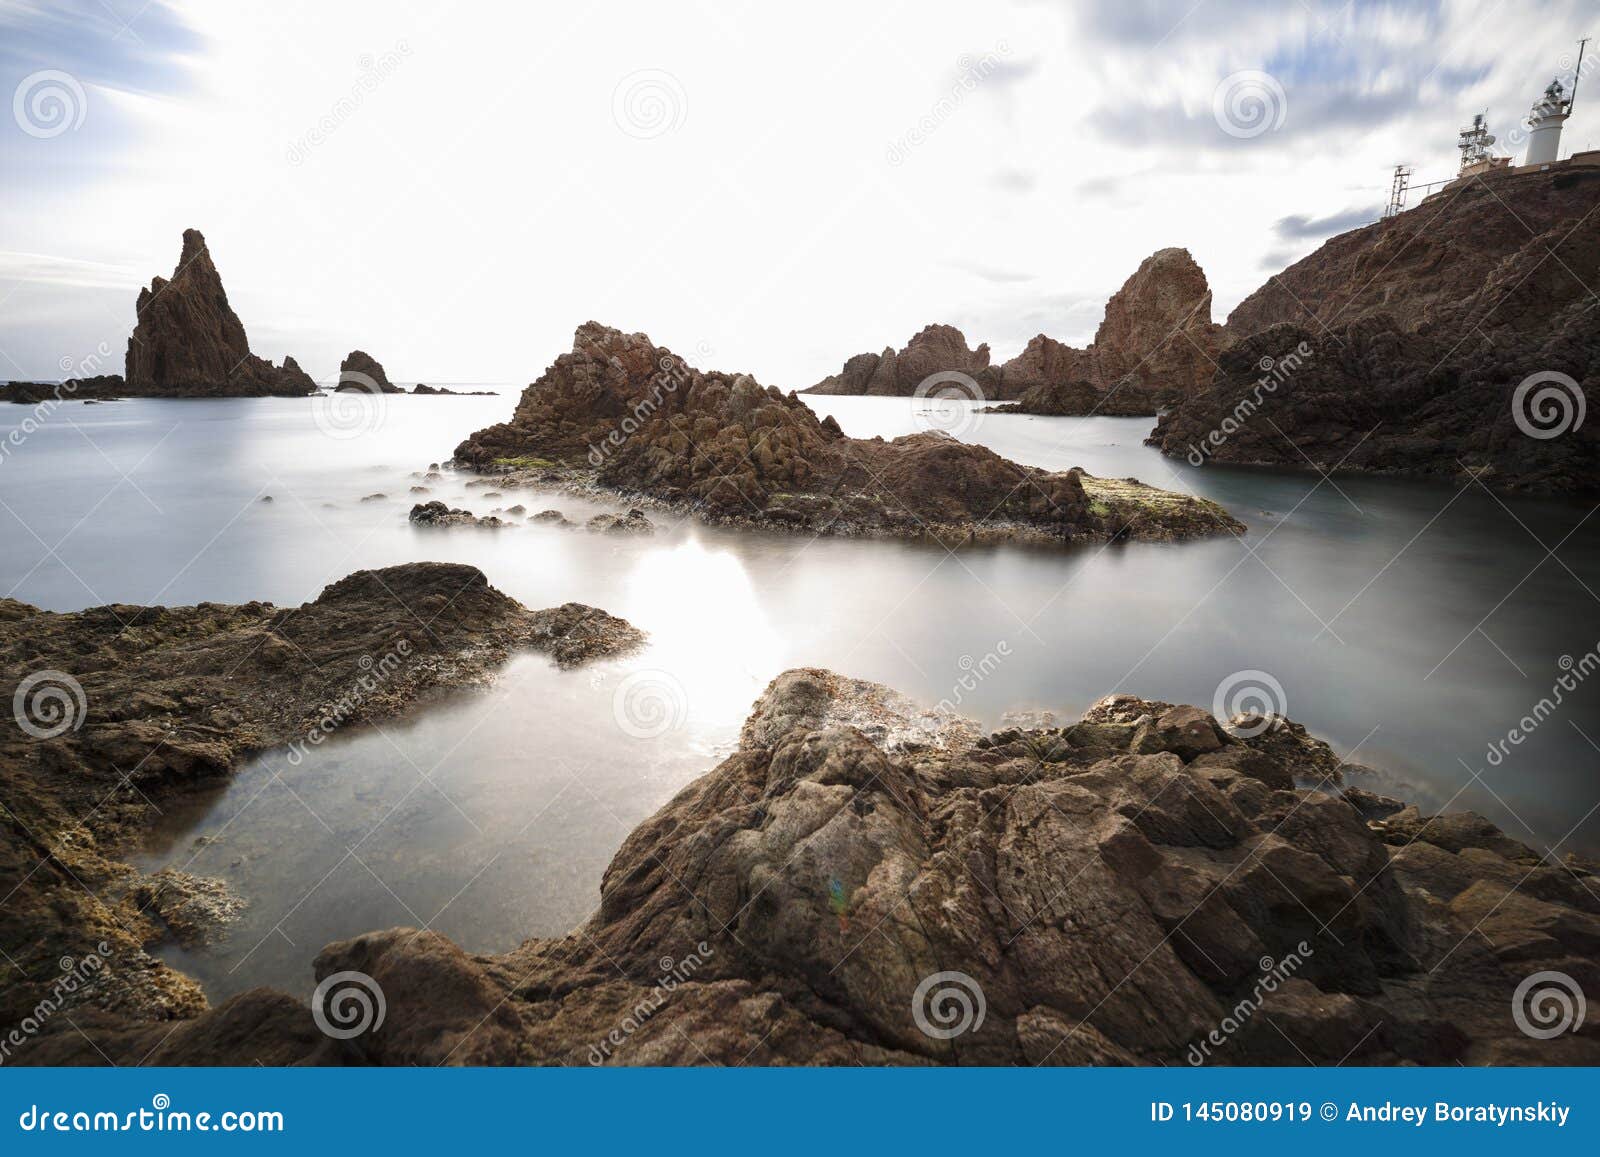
[337,350,402,393]
[1152,168,1600,492]
[803,324,1006,399]
[999,248,1220,405]
[123,229,316,397]
[452,323,1242,546]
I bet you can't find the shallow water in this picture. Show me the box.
[2,391,1596,1001]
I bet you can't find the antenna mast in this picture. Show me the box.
[1570,37,1590,112]
[1384,164,1413,217]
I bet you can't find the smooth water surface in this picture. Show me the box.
[2,391,1596,1000]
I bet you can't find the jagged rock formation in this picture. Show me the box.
[0,564,643,1033]
[23,668,1598,1066]
[999,248,1220,410]
[122,229,316,397]
[1152,168,1600,491]
[337,350,402,393]
[799,252,1219,411]
[803,324,1008,399]
[452,323,1241,545]
[412,383,496,395]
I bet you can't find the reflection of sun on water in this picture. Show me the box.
[621,533,783,737]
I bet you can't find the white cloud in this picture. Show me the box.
[3,0,1595,383]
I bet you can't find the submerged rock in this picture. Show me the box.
[407,501,503,527]
[586,509,655,535]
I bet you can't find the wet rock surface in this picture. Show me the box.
[23,668,1597,1067]
[452,323,1241,546]
[0,563,641,1037]
[408,501,504,527]
[1152,169,1600,492]
[122,229,316,397]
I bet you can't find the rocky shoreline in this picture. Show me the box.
[14,663,1597,1066]
[450,323,1243,547]
[0,563,642,1035]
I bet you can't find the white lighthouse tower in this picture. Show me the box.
[1524,77,1571,165]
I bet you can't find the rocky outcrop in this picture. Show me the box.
[1152,168,1600,491]
[412,383,496,396]
[337,350,401,393]
[25,668,1598,1066]
[452,323,1241,546]
[999,248,1221,408]
[804,324,1008,399]
[122,229,316,397]
[999,377,1163,417]
[2,377,124,404]
[407,501,504,527]
[0,564,643,1034]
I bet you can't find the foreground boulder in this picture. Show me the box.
[1151,168,1600,491]
[452,323,1241,545]
[24,668,1598,1066]
[122,229,316,397]
[0,564,643,1032]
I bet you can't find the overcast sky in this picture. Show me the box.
[2,0,1596,386]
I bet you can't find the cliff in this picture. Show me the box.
[1152,168,1600,491]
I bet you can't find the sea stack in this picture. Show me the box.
[337,349,402,393]
[123,229,316,397]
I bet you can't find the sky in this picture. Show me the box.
[2,0,1597,387]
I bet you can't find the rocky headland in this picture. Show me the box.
[1152,168,1600,492]
[116,229,318,398]
[0,563,642,1034]
[451,323,1242,546]
[18,666,1597,1066]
